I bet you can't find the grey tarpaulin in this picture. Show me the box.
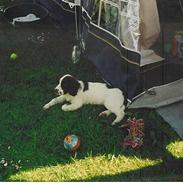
[157,101,183,139]
[129,78,183,109]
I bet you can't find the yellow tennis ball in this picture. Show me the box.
[10,53,18,60]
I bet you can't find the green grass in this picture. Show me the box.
[9,155,161,181]
[0,2,183,181]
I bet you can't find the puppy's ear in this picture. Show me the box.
[61,76,80,96]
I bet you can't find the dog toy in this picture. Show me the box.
[10,53,18,60]
[64,134,80,152]
[121,118,144,149]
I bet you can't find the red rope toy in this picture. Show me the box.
[121,118,145,149]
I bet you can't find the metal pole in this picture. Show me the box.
[178,0,183,14]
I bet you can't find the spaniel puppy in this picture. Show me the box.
[43,74,126,125]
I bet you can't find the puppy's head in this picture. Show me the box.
[55,74,80,96]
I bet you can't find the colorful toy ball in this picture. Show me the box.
[64,134,80,152]
[10,53,18,60]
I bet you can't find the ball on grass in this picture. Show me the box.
[64,134,80,152]
[10,53,18,60]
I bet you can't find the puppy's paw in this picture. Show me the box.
[98,112,106,118]
[111,122,116,126]
[98,111,109,117]
[98,110,111,118]
[62,104,69,111]
[43,104,50,110]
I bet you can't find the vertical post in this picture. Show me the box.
[74,0,83,42]
[98,0,103,26]
[72,0,82,63]
[178,0,183,14]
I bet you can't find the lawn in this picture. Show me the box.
[0,0,183,181]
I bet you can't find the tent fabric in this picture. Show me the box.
[139,0,160,49]
[157,101,183,139]
[139,0,162,66]
[84,41,143,99]
[129,78,183,109]
[140,49,164,66]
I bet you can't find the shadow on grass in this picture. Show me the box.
[0,9,182,181]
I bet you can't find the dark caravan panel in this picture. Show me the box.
[84,31,142,100]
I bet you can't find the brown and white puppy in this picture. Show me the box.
[43,74,125,125]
